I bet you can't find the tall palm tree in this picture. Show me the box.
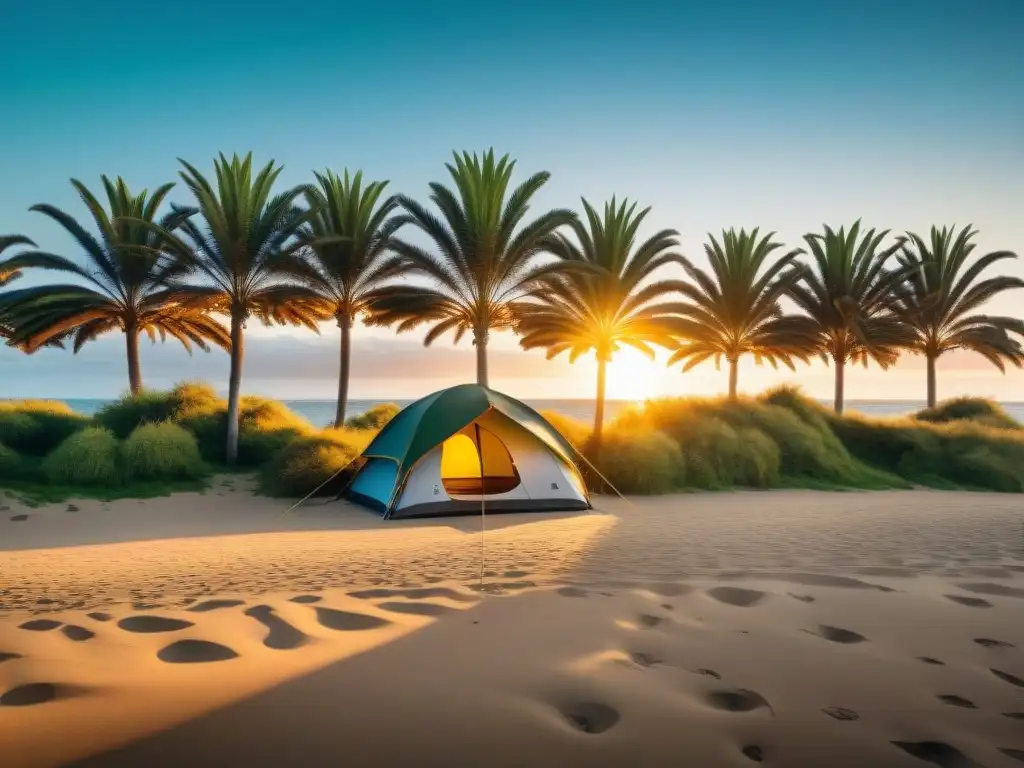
[295,170,408,426]
[516,197,686,444]
[0,179,229,390]
[365,149,577,387]
[896,225,1024,407]
[788,220,914,414]
[151,153,324,463]
[665,228,813,399]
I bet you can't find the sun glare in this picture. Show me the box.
[604,348,675,402]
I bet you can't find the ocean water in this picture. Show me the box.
[42,398,1024,427]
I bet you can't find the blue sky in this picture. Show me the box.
[1,0,1022,402]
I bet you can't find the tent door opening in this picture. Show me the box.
[440,424,521,497]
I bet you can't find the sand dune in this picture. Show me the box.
[1,488,1023,767]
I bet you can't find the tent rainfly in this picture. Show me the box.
[341,384,592,519]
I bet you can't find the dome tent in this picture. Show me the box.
[342,384,592,519]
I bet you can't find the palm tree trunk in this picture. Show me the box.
[334,316,352,428]
[594,355,607,447]
[225,314,245,464]
[474,328,488,387]
[125,329,142,397]
[728,357,739,400]
[926,354,937,409]
[834,357,845,415]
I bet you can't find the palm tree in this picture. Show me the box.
[0,180,229,389]
[365,149,577,387]
[788,220,914,414]
[151,153,324,463]
[516,197,686,444]
[295,170,408,426]
[0,235,36,344]
[896,225,1024,407]
[666,228,813,399]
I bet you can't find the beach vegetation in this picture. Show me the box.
[665,228,814,399]
[43,426,120,486]
[120,422,205,481]
[344,402,400,430]
[915,396,1021,430]
[895,225,1024,408]
[788,221,915,413]
[259,431,362,497]
[517,197,686,447]
[296,171,409,426]
[0,178,230,394]
[364,150,577,388]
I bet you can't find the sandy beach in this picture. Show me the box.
[1,485,1023,767]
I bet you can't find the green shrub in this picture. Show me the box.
[675,415,743,489]
[321,426,377,454]
[732,426,781,487]
[915,396,1021,430]
[95,390,180,438]
[0,441,22,480]
[259,433,361,497]
[120,422,206,481]
[540,410,591,447]
[43,427,120,486]
[179,393,314,466]
[344,403,400,430]
[0,401,89,456]
[587,429,682,495]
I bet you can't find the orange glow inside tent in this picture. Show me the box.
[440,427,518,495]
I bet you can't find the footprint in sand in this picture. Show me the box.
[958,582,1024,599]
[10,514,28,522]
[503,570,529,578]
[810,625,868,644]
[244,606,309,650]
[289,595,322,604]
[974,638,1014,649]
[556,587,588,598]
[706,689,772,714]
[937,694,977,709]
[638,614,665,629]
[60,625,95,642]
[707,587,766,607]
[313,607,391,632]
[822,706,859,721]
[991,669,1024,689]
[788,593,816,603]
[891,741,978,768]
[86,612,113,622]
[1,683,58,707]
[918,657,946,666]
[18,619,62,632]
[157,640,239,664]
[0,652,23,663]
[118,616,194,634]
[944,594,993,608]
[741,745,765,762]
[999,748,1024,764]
[560,702,619,734]
[187,599,246,613]
[1003,712,1024,720]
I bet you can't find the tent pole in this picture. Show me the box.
[474,422,486,587]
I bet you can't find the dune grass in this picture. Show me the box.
[1,382,1021,502]
[258,431,364,498]
[344,403,400,430]
[120,422,206,481]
